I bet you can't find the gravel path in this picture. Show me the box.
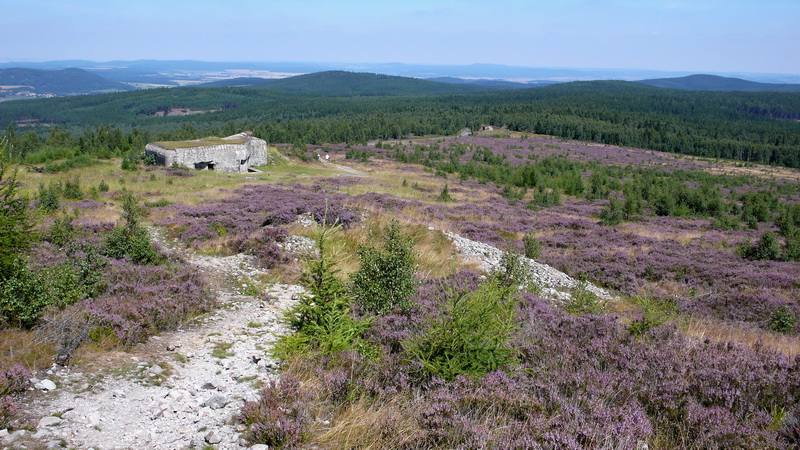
[14,236,303,449]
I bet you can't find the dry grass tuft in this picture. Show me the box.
[315,397,420,449]
[683,317,800,358]
[0,329,56,372]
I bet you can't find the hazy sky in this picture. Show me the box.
[2,0,798,74]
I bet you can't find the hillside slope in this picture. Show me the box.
[0,68,135,95]
[638,74,800,92]
[236,70,488,96]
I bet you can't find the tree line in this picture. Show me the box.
[1,81,799,167]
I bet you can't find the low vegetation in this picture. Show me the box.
[0,92,798,446]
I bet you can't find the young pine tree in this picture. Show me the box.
[351,220,418,315]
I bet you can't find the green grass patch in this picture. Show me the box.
[211,342,235,359]
[152,136,246,149]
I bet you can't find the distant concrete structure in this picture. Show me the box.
[145,132,268,173]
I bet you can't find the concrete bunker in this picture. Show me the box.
[145,132,268,173]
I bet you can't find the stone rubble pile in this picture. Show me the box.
[443,231,613,300]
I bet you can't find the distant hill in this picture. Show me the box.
[198,71,489,96]
[198,77,272,88]
[0,67,134,96]
[637,74,800,92]
[426,77,540,89]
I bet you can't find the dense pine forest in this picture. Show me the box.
[2,74,799,168]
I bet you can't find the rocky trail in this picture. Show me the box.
[11,235,303,449]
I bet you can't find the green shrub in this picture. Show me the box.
[564,279,603,315]
[121,150,139,171]
[276,221,369,359]
[628,296,676,336]
[493,249,540,294]
[768,307,797,334]
[0,261,51,328]
[403,279,519,381]
[0,143,34,280]
[62,176,83,200]
[438,184,453,202]
[522,231,541,259]
[527,187,561,210]
[0,247,106,328]
[501,185,525,201]
[350,220,418,315]
[37,182,61,213]
[103,193,161,264]
[48,215,75,247]
[737,231,780,261]
[42,155,98,173]
[98,180,110,193]
[784,237,800,262]
[599,197,625,226]
[711,214,741,231]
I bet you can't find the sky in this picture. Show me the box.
[2,0,799,74]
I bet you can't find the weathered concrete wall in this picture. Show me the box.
[145,133,268,173]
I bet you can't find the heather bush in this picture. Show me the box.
[71,259,213,346]
[0,364,30,396]
[239,375,312,447]
[229,226,289,269]
[0,364,31,429]
[0,396,15,429]
[403,279,519,381]
[351,219,418,315]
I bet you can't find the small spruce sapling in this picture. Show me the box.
[351,219,418,315]
[438,183,453,202]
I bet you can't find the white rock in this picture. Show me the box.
[32,427,53,439]
[87,412,102,427]
[38,416,63,427]
[3,429,28,444]
[202,394,229,410]
[40,379,57,391]
[205,431,222,444]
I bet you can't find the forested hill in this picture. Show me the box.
[2,79,799,168]
[0,68,135,95]
[198,71,487,95]
[638,74,800,92]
